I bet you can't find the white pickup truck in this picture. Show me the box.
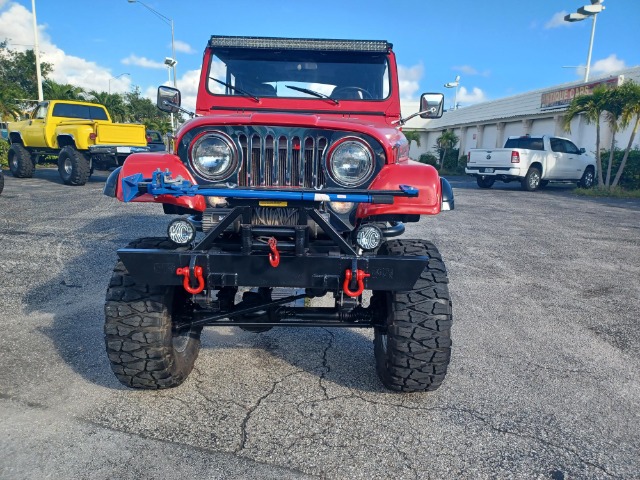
[465,135,596,191]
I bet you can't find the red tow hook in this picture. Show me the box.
[176,266,205,294]
[268,237,280,268]
[343,268,371,298]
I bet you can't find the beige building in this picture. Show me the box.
[402,66,640,159]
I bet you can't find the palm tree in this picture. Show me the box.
[88,91,127,122]
[602,87,626,186]
[563,85,609,187]
[612,81,640,188]
[403,130,422,151]
[0,82,22,120]
[43,80,85,101]
[435,130,459,166]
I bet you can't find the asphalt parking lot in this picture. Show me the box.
[1,168,639,479]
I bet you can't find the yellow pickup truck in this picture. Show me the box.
[7,100,148,186]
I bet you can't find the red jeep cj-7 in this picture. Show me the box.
[103,36,454,392]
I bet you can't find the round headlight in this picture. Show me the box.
[328,139,374,187]
[190,133,237,180]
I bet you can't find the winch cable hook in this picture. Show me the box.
[343,268,371,298]
[268,237,280,268]
[176,265,205,294]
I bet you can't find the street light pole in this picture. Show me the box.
[444,75,461,110]
[127,0,177,88]
[109,73,130,94]
[584,13,597,83]
[564,0,605,83]
[31,0,43,101]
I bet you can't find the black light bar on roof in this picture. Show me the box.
[208,36,392,52]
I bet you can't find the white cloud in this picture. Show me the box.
[0,2,132,94]
[121,54,165,69]
[591,54,626,76]
[173,40,195,54]
[453,65,477,75]
[452,65,490,77]
[397,63,423,101]
[545,11,570,29]
[458,86,487,106]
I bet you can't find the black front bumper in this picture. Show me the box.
[118,204,429,292]
[118,248,427,291]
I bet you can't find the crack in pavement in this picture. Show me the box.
[318,328,335,399]
[234,370,304,454]
[292,393,620,478]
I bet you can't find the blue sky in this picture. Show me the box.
[1,0,638,111]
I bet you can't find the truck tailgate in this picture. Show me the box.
[95,123,147,146]
[468,148,516,167]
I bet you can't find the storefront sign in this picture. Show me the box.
[540,76,622,109]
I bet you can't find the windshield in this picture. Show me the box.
[206,48,390,101]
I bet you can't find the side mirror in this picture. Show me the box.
[157,86,181,114]
[420,93,444,119]
[579,147,586,154]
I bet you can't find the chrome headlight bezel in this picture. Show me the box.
[189,131,238,181]
[327,137,375,187]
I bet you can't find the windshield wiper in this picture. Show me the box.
[209,77,259,102]
[285,85,339,105]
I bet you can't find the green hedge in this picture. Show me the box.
[418,148,466,175]
[600,148,640,189]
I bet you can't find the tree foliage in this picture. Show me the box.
[612,81,640,188]
[0,41,174,133]
[563,85,609,187]
[435,130,459,166]
[564,81,640,190]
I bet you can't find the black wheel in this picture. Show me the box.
[521,167,541,191]
[579,167,595,188]
[476,176,495,189]
[58,146,90,186]
[104,237,202,389]
[539,180,549,189]
[0,172,4,194]
[372,239,453,392]
[8,144,34,178]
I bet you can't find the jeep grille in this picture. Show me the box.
[237,133,327,188]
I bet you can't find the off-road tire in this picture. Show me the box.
[104,237,202,389]
[579,167,595,188]
[521,167,541,191]
[476,176,495,189]
[58,146,90,186]
[373,239,452,392]
[8,144,34,178]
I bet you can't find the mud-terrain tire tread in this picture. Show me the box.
[8,144,34,178]
[476,176,495,189]
[373,239,452,392]
[58,146,90,186]
[104,237,201,389]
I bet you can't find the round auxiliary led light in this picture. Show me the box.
[190,132,237,181]
[167,218,196,245]
[328,138,374,187]
[355,224,383,251]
